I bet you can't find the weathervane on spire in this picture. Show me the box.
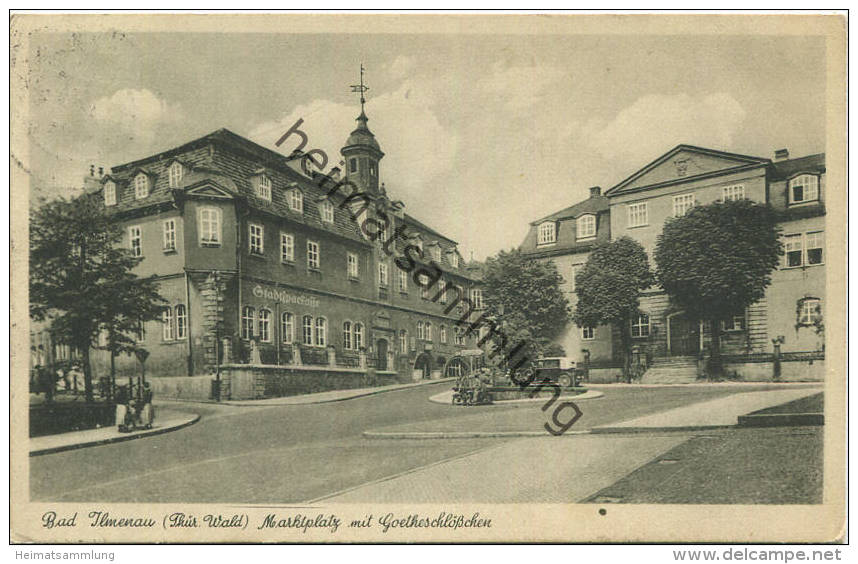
[350,63,370,113]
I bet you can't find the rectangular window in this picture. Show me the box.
[162,308,174,341]
[280,232,294,263]
[175,305,187,339]
[799,299,821,325]
[258,175,271,201]
[321,200,334,223]
[258,309,271,343]
[249,223,264,255]
[302,316,313,345]
[431,246,441,262]
[537,222,556,245]
[581,326,595,340]
[169,162,183,188]
[806,231,824,265]
[628,203,648,227]
[289,189,304,213]
[631,314,650,338]
[722,314,746,332]
[104,182,116,206]
[347,252,359,278]
[722,184,746,202]
[199,207,221,246]
[673,194,695,216]
[129,226,142,257]
[570,264,582,293]
[349,158,358,173]
[315,318,327,347]
[307,241,320,270]
[281,312,294,344]
[471,288,484,310]
[241,307,255,340]
[399,330,408,354]
[420,274,430,299]
[378,261,389,287]
[440,325,447,344]
[398,269,408,293]
[449,252,459,268]
[784,234,803,267]
[163,219,176,251]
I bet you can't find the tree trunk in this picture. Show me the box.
[82,344,94,403]
[619,318,632,384]
[709,317,723,379]
[109,348,116,402]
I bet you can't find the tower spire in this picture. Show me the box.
[350,63,370,116]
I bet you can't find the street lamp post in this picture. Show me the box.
[213,271,221,401]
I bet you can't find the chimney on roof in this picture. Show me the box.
[589,186,601,197]
[89,164,95,177]
[775,148,790,161]
[98,167,104,177]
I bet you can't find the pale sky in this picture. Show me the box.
[25,30,825,260]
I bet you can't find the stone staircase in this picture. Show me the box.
[640,356,700,384]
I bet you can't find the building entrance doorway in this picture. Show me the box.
[414,352,433,379]
[376,338,389,370]
[667,313,700,356]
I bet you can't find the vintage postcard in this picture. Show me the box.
[10,12,847,544]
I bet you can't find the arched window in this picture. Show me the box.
[577,214,596,239]
[353,323,364,350]
[281,312,294,344]
[258,309,271,342]
[162,307,174,341]
[425,321,433,341]
[789,175,820,204]
[302,315,313,345]
[343,321,352,350]
[241,306,255,340]
[315,317,327,347]
[135,173,149,199]
[175,304,187,340]
[417,321,425,340]
[399,330,408,354]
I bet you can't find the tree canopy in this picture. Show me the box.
[479,248,570,366]
[574,236,654,379]
[30,193,166,401]
[654,198,782,373]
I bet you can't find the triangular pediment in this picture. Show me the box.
[186,183,233,199]
[606,145,770,195]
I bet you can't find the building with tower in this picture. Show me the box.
[83,83,484,399]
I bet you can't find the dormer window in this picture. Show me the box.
[431,245,442,262]
[577,214,596,240]
[789,174,820,205]
[104,181,116,206]
[134,173,149,200]
[538,222,556,245]
[321,200,334,223]
[257,174,272,201]
[168,161,183,188]
[413,236,423,253]
[288,188,304,213]
[449,252,459,269]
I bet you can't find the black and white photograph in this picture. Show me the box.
[10,12,847,544]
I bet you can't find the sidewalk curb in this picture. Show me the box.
[30,414,201,457]
[737,413,824,427]
[363,429,594,439]
[585,382,822,389]
[590,424,733,434]
[220,378,456,407]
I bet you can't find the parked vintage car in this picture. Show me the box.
[531,357,583,388]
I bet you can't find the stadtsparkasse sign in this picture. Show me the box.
[252,284,320,308]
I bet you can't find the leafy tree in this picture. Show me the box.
[30,193,166,402]
[573,237,654,381]
[479,249,570,372]
[654,199,782,376]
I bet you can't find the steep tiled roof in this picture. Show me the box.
[530,194,609,225]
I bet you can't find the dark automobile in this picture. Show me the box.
[532,357,583,388]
